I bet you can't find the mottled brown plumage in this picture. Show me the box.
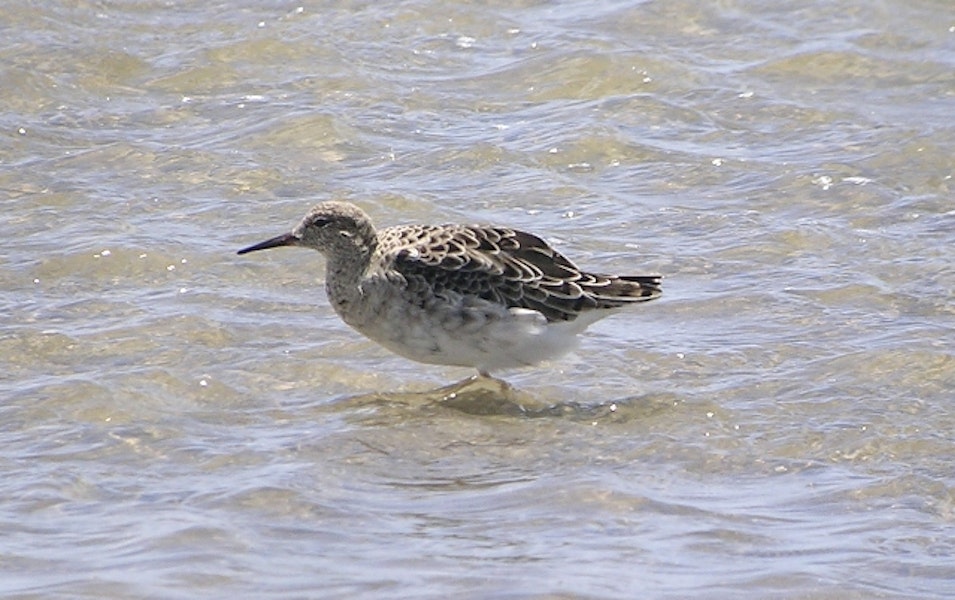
[381,224,660,322]
[238,201,662,375]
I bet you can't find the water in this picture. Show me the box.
[2,0,954,597]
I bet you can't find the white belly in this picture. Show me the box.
[342,291,609,373]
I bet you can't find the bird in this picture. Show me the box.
[237,201,661,377]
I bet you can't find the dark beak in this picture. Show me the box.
[237,232,297,255]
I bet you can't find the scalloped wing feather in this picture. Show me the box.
[379,224,661,323]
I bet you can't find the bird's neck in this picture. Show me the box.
[323,239,376,319]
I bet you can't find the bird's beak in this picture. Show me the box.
[237,232,297,255]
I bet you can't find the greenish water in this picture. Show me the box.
[2,1,954,598]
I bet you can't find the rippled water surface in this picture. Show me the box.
[3,0,954,598]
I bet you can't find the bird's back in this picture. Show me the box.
[375,223,661,323]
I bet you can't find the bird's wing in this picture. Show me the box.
[380,224,660,322]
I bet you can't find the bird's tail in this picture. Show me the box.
[586,273,662,307]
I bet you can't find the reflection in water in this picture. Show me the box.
[337,374,680,422]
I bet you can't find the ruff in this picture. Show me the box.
[238,201,662,376]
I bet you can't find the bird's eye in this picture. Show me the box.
[311,217,329,228]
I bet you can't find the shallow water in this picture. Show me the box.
[2,0,954,598]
